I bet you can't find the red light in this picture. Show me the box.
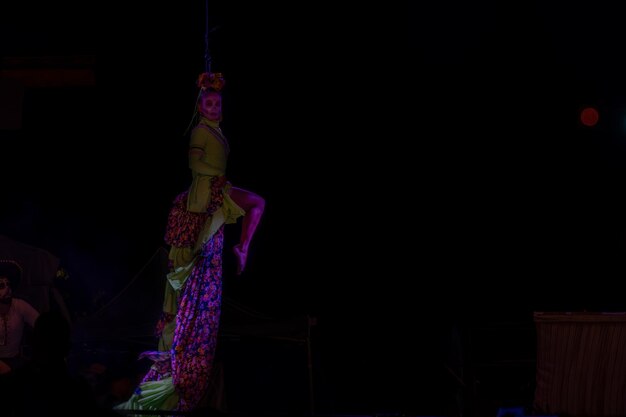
[580,107,599,127]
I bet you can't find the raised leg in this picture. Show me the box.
[229,186,265,275]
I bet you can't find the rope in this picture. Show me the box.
[184,1,218,136]
[204,0,211,74]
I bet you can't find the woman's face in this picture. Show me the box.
[198,91,222,121]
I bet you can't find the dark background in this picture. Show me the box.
[2,1,626,415]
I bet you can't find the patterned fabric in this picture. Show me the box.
[164,191,209,249]
[133,226,224,411]
[154,312,175,339]
[117,177,228,413]
[164,175,225,249]
[171,226,224,410]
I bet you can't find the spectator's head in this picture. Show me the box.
[0,260,21,301]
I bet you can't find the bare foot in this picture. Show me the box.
[233,244,248,275]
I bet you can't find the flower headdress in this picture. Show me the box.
[184,72,225,134]
[197,72,225,92]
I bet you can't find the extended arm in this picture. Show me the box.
[188,126,226,176]
[188,147,222,176]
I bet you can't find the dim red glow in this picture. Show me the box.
[580,107,599,127]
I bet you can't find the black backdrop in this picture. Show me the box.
[2,1,626,415]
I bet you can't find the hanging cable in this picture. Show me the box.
[185,0,210,136]
[204,0,211,74]
[185,1,219,135]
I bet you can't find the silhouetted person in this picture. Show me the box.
[0,260,39,416]
[0,260,39,375]
[12,310,111,417]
